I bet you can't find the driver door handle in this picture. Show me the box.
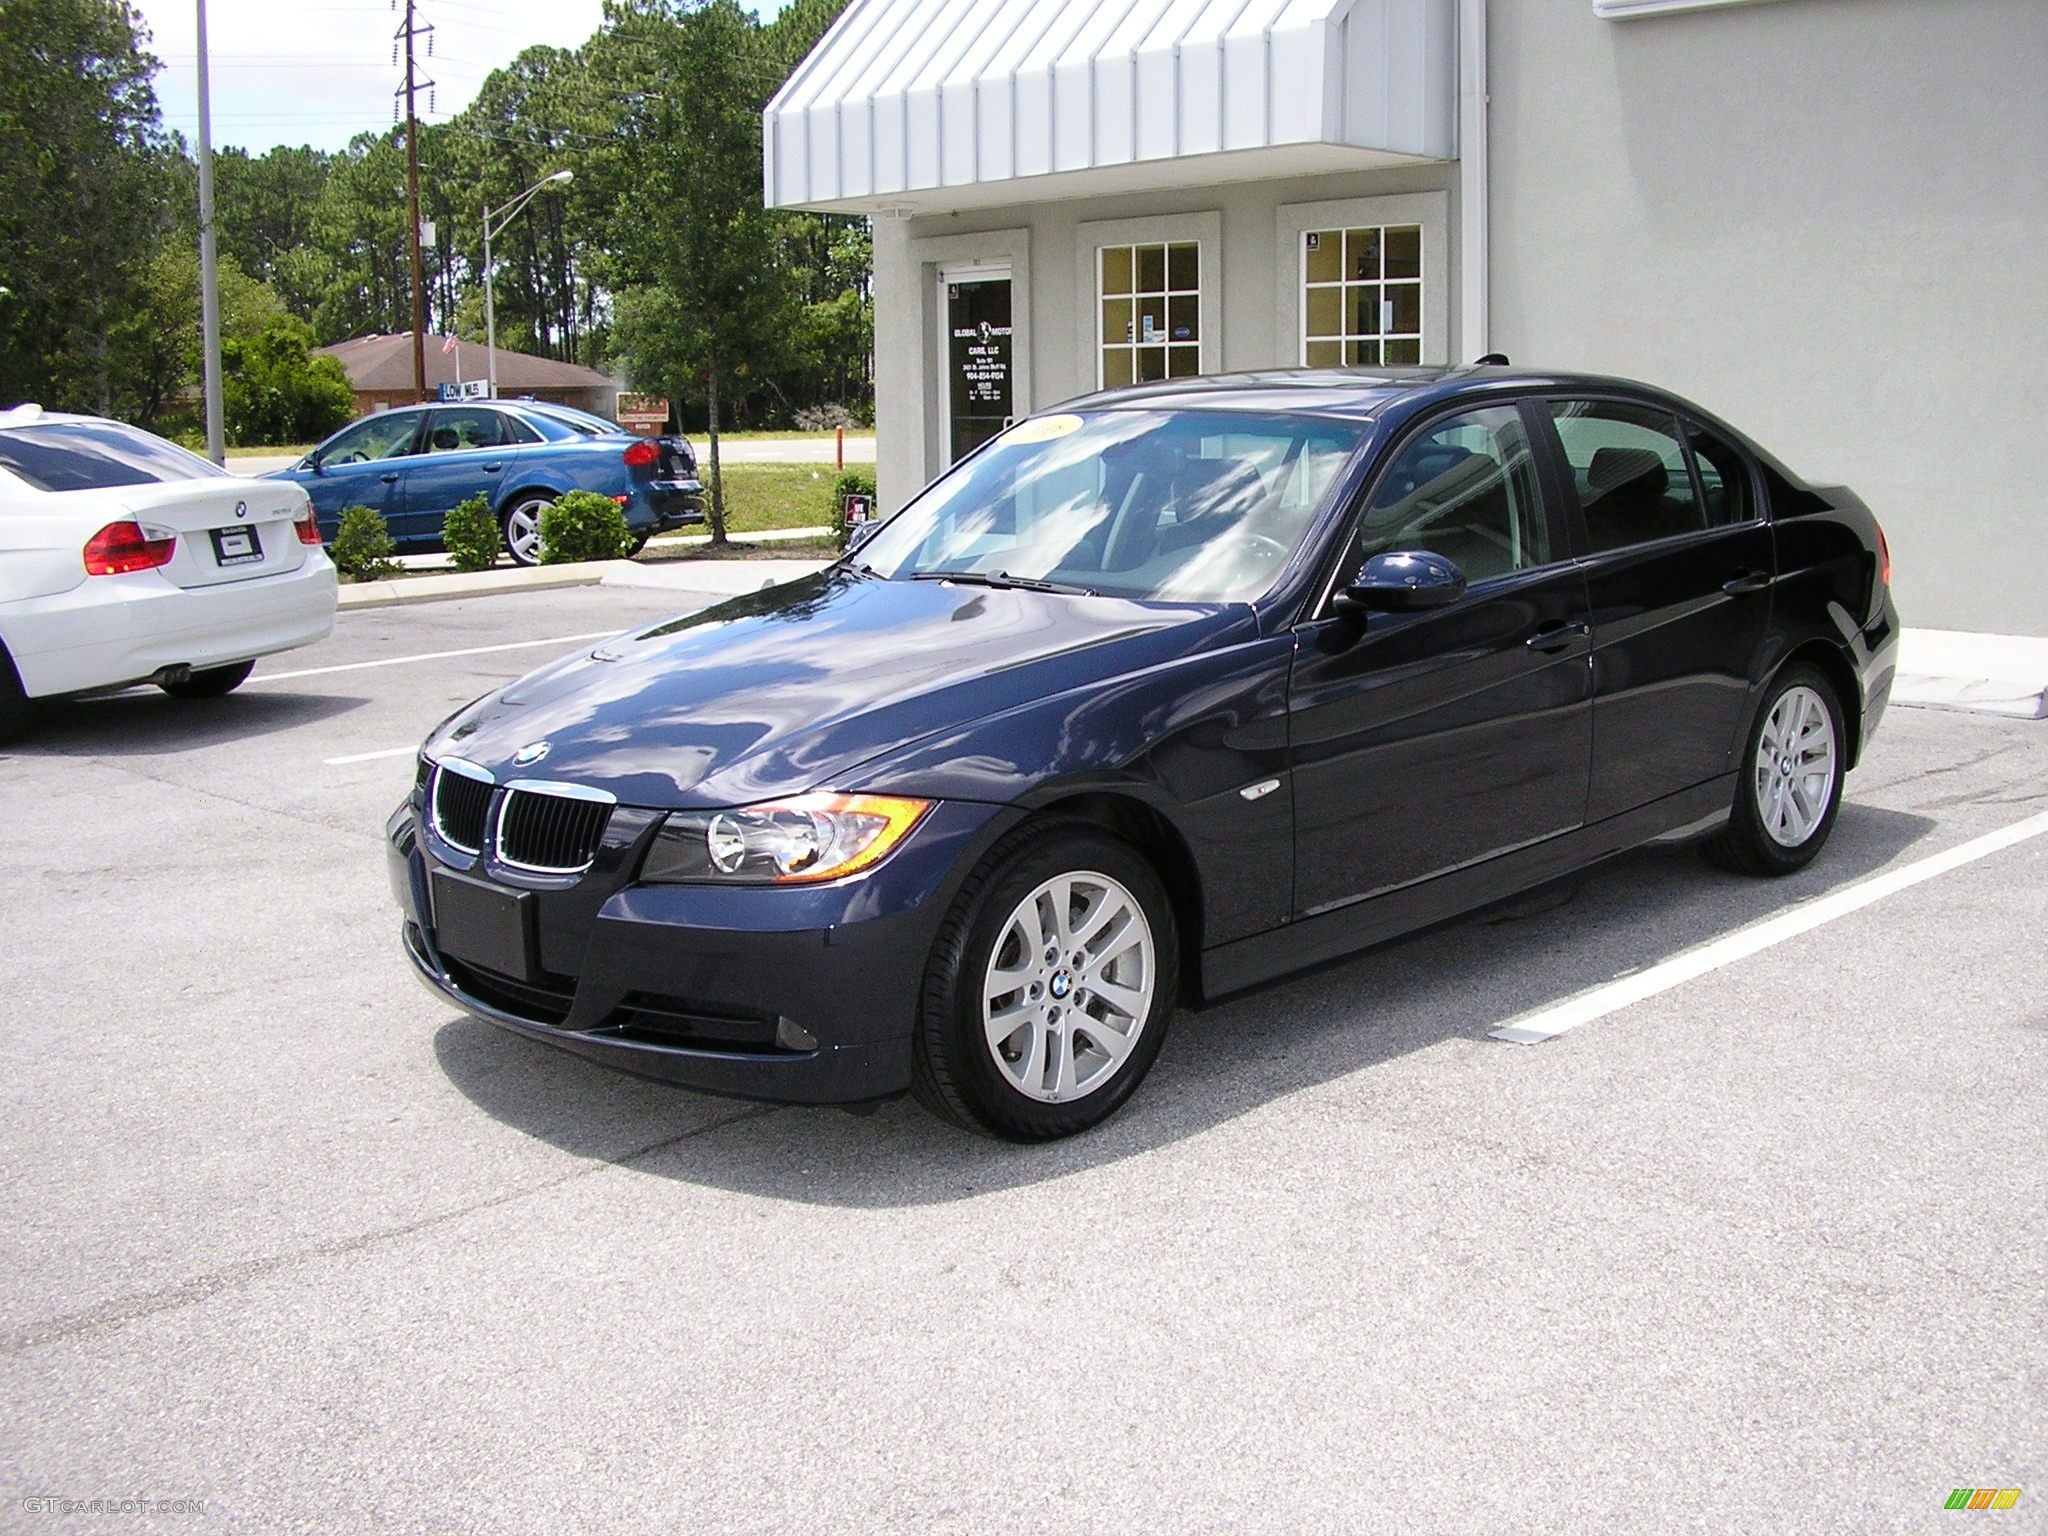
[1722,569,1771,596]
[482,463,502,472]
[378,472,400,483]
[1525,620,1591,654]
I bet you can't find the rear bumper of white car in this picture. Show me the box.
[2,554,338,698]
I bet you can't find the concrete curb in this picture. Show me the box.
[336,561,619,610]
[1893,628,2048,720]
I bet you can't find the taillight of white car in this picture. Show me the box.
[83,520,177,576]
[295,504,321,545]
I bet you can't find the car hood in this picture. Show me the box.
[426,568,1240,808]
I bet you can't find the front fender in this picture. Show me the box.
[846,627,1297,949]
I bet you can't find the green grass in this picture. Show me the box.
[707,462,842,533]
[708,428,870,441]
[643,536,841,563]
[226,443,315,459]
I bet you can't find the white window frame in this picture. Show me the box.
[1074,211,1222,395]
[1275,193,1449,368]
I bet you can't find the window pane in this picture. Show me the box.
[1359,405,1549,579]
[1385,225,1421,281]
[1346,339,1381,367]
[1305,230,1341,284]
[1137,345,1168,382]
[1346,226,1382,282]
[1305,339,1342,367]
[1167,242,1198,292]
[1102,297,1133,346]
[1386,282,1421,336]
[1685,422,1752,526]
[1306,286,1342,339]
[1135,295,1165,344]
[1384,338,1421,366]
[1102,245,1133,296]
[1137,243,1167,294]
[1102,347,1134,388]
[1167,345,1199,378]
[1168,294,1199,344]
[1548,400,1707,549]
[1351,285,1382,337]
[0,420,226,492]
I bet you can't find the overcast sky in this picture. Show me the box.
[138,0,786,155]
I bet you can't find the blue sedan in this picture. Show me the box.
[270,400,704,565]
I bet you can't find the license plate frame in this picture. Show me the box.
[209,525,263,567]
[430,872,536,981]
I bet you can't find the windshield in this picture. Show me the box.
[856,409,1363,602]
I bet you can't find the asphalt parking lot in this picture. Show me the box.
[2,585,2043,1534]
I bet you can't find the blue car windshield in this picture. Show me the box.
[857,409,1364,603]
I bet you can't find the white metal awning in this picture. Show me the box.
[764,0,1458,214]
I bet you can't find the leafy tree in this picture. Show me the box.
[222,314,354,446]
[122,247,283,425]
[212,145,331,288]
[0,0,174,414]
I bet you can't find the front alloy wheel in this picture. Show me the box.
[915,822,1178,1141]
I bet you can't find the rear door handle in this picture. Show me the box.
[379,472,400,483]
[1525,620,1591,654]
[1722,570,1771,596]
[482,462,502,473]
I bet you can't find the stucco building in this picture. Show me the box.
[767,0,2046,636]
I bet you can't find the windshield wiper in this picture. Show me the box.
[910,569,1097,597]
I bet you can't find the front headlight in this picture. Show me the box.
[639,792,932,884]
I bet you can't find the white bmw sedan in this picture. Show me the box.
[0,407,338,741]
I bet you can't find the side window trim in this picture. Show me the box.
[1305,395,1570,622]
[1677,414,1767,529]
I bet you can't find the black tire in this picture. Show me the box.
[625,531,652,557]
[913,819,1179,1142]
[1702,662,1846,876]
[159,660,256,700]
[0,644,33,745]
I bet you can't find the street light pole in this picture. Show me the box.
[195,0,224,464]
[481,170,571,401]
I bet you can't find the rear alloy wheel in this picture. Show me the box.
[502,494,554,567]
[160,660,256,700]
[1703,663,1846,876]
[914,822,1178,1141]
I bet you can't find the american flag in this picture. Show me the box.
[441,334,458,356]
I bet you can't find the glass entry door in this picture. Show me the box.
[944,273,1013,464]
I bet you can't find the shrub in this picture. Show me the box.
[222,314,356,447]
[442,492,500,573]
[538,489,633,564]
[830,467,880,551]
[330,504,399,582]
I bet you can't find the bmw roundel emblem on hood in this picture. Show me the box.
[512,740,551,767]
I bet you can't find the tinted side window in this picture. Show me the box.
[322,413,418,465]
[0,421,226,492]
[1684,421,1753,526]
[424,407,510,453]
[499,412,542,445]
[1352,405,1548,582]
[1548,400,1706,551]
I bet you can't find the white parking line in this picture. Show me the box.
[1490,807,2048,1045]
[325,747,417,766]
[249,631,616,684]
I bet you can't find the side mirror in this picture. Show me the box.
[1332,550,1467,618]
[845,519,882,556]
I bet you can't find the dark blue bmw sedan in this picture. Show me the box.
[388,366,1899,1140]
[271,399,703,565]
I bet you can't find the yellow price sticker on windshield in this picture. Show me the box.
[1004,413,1083,444]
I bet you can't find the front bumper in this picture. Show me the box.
[388,795,1013,1104]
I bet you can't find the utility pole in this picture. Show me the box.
[395,0,433,402]
[195,0,224,464]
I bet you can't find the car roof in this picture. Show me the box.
[1065,365,1685,421]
